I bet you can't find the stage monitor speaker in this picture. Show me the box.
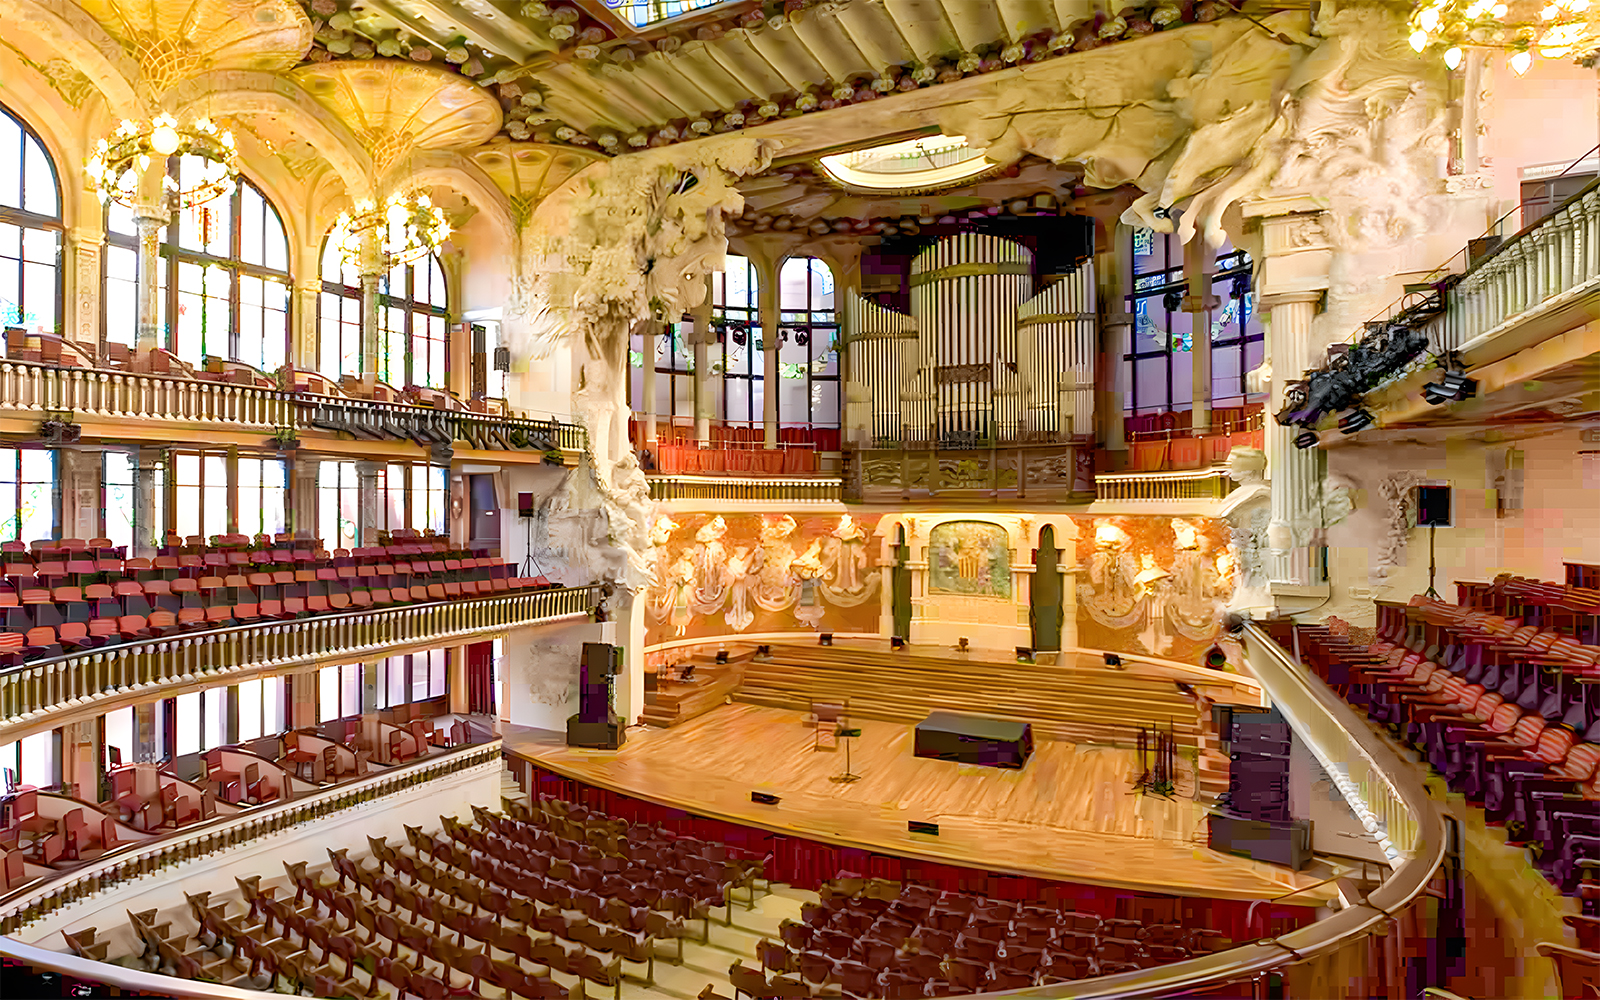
[582,642,620,678]
[1417,485,1453,527]
[517,491,535,518]
[751,792,780,805]
[1104,653,1123,668]
[1015,646,1034,663]
[908,821,939,836]
[819,633,833,646]
[715,650,729,664]
[890,636,906,650]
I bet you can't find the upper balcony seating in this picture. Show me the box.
[1289,580,1600,915]
[632,419,836,476]
[0,534,557,665]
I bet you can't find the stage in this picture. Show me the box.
[501,702,1333,904]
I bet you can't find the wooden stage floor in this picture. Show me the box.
[502,703,1331,904]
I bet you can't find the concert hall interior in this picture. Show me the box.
[3,1,1600,998]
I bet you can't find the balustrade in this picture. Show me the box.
[1435,179,1600,353]
[1094,469,1237,502]
[0,587,596,738]
[649,475,842,503]
[0,361,584,454]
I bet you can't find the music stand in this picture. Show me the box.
[829,726,863,784]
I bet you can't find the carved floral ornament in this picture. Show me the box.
[81,0,312,95]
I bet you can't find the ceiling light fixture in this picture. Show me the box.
[85,115,240,210]
[818,134,997,193]
[1408,0,1599,75]
[331,191,451,271]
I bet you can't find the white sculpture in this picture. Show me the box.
[1226,447,1268,488]
[508,136,777,591]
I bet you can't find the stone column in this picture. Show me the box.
[758,260,781,448]
[359,230,384,390]
[287,672,318,730]
[1263,292,1324,588]
[1096,222,1133,452]
[292,453,320,541]
[133,701,160,763]
[61,720,95,801]
[134,209,168,353]
[1183,237,1218,434]
[293,277,320,374]
[692,286,714,448]
[133,447,166,558]
[57,448,100,541]
[67,229,104,358]
[355,459,383,547]
[448,643,470,716]
[641,323,660,445]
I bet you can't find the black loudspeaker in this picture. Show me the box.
[890,636,906,650]
[518,491,535,518]
[819,633,833,646]
[577,643,621,725]
[1104,653,1123,668]
[1015,646,1034,663]
[751,792,780,805]
[908,821,939,836]
[715,650,729,664]
[1417,485,1452,527]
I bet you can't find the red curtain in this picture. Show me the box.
[466,641,494,716]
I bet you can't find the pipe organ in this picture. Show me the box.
[844,234,1097,449]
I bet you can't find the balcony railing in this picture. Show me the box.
[649,475,843,503]
[1094,469,1237,502]
[1435,172,1600,355]
[0,586,596,741]
[0,360,585,454]
[0,738,502,939]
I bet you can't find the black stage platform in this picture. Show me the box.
[913,711,1033,769]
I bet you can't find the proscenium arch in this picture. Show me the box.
[163,71,374,203]
[0,0,146,120]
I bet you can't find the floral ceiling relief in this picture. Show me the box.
[645,513,882,644]
[1073,515,1235,662]
[928,521,1012,600]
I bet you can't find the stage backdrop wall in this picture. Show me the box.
[644,512,886,645]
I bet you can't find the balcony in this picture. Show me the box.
[0,352,584,461]
[1094,468,1238,503]
[0,585,596,743]
[634,418,839,476]
[649,475,842,503]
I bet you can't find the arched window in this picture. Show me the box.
[777,257,839,427]
[712,254,761,426]
[318,238,362,381]
[0,101,63,340]
[380,254,448,389]
[104,173,291,371]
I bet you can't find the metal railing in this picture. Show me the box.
[0,586,596,741]
[649,475,843,503]
[0,361,585,453]
[0,738,502,939]
[1094,469,1237,502]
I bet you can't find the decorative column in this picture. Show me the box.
[359,230,384,390]
[134,206,168,353]
[1183,237,1218,434]
[1243,198,1334,602]
[641,322,660,445]
[1096,222,1133,451]
[294,277,320,374]
[133,446,166,558]
[133,702,160,763]
[758,259,781,448]
[57,449,100,541]
[355,459,383,547]
[68,228,105,357]
[1262,291,1324,589]
[292,453,319,541]
[691,284,714,448]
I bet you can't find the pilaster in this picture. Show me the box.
[355,459,383,547]
[67,228,104,358]
[291,453,320,541]
[133,447,166,558]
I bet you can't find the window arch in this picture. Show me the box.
[712,253,761,426]
[0,100,63,340]
[776,256,839,427]
[318,244,449,389]
[103,172,291,371]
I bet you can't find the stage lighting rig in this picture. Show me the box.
[1339,408,1375,435]
[1294,431,1319,450]
[1424,354,1477,405]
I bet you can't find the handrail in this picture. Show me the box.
[649,475,843,502]
[1094,468,1236,502]
[0,359,585,453]
[0,739,504,998]
[0,586,597,742]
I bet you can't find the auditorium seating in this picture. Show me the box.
[1285,575,1600,912]
[0,532,557,664]
[736,644,1205,749]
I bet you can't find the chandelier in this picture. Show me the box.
[85,114,240,209]
[331,192,451,272]
[1408,0,1600,73]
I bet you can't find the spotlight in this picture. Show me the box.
[1424,370,1477,405]
[1338,408,1374,435]
[1015,646,1035,663]
[1294,431,1319,450]
[819,633,833,646]
[890,636,906,650]
[751,791,780,805]
[1103,653,1123,669]
[715,650,729,664]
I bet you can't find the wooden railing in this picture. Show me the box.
[1435,174,1600,355]
[648,475,843,503]
[0,738,502,940]
[0,360,585,453]
[1095,468,1237,502]
[0,587,596,741]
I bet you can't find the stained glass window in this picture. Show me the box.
[604,0,726,27]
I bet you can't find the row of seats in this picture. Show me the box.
[751,878,1230,998]
[0,539,553,662]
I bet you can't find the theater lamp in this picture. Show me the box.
[1294,431,1320,450]
[1424,369,1477,405]
[1338,408,1375,435]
